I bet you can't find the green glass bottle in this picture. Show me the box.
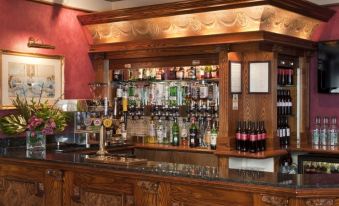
[172,117,180,146]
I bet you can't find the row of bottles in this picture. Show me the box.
[235,121,267,153]
[303,161,339,174]
[277,89,292,116]
[312,116,338,146]
[278,117,290,148]
[113,80,219,119]
[146,117,218,150]
[277,58,295,86]
[113,65,219,82]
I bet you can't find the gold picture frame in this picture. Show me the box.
[0,50,64,108]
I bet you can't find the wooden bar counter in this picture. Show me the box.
[0,147,338,206]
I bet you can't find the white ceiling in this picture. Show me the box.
[33,0,339,12]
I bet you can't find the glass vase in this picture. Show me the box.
[26,131,46,151]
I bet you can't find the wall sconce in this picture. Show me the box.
[27,37,55,49]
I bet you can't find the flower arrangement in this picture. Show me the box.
[0,95,67,149]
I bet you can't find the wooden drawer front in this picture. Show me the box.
[74,173,134,194]
[0,177,45,206]
[170,184,253,206]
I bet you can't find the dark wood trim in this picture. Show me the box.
[215,149,288,159]
[89,31,316,57]
[27,0,92,13]
[78,0,334,25]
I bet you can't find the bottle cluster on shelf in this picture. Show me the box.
[111,66,220,150]
[113,65,219,82]
[112,76,219,120]
[277,89,292,116]
[312,116,338,147]
[303,161,339,174]
[277,116,290,149]
[144,116,218,150]
[235,121,267,153]
[277,59,294,86]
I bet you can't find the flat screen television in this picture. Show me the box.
[318,41,339,93]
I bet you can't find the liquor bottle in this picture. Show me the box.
[199,81,208,100]
[211,66,219,79]
[189,118,198,147]
[172,117,180,146]
[249,122,257,153]
[261,121,267,151]
[312,116,320,146]
[281,90,286,116]
[204,65,212,79]
[189,66,196,80]
[210,120,217,150]
[122,88,128,127]
[156,119,165,144]
[236,121,241,151]
[329,116,338,146]
[320,117,328,146]
[156,68,163,80]
[148,118,156,144]
[240,121,248,152]
[176,67,184,80]
[204,119,212,147]
[181,118,189,146]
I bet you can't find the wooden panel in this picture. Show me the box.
[134,181,171,206]
[77,0,333,25]
[109,54,219,69]
[89,32,315,54]
[73,173,134,195]
[134,144,214,154]
[134,149,218,167]
[216,50,230,151]
[170,184,253,206]
[45,169,63,206]
[215,150,288,159]
[0,177,45,206]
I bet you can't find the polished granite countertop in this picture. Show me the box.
[0,147,339,189]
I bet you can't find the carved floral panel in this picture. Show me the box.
[85,5,320,44]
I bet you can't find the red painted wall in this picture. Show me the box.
[310,6,339,127]
[0,0,94,100]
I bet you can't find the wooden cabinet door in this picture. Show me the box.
[67,171,135,206]
[0,164,45,206]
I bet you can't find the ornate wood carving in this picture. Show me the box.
[81,191,123,206]
[0,177,4,191]
[85,5,319,45]
[72,186,81,203]
[261,195,289,206]
[46,169,63,181]
[125,195,135,206]
[0,178,44,206]
[136,181,159,194]
[305,198,335,206]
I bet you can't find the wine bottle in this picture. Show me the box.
[261,121,267,151]
[240,121,248,152]
[249,122,257,153]
[236,121,241,151]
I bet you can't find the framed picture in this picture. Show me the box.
[230,61,242,94]
[249,61,270,93]
[0,50,64,107]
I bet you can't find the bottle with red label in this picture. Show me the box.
[240,121,248,152]
[236,121,241,151]
[249,122,257,153]
[261,121,267,151]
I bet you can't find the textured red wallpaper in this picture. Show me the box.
[310,6,339,127]
[0,0,94,100]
